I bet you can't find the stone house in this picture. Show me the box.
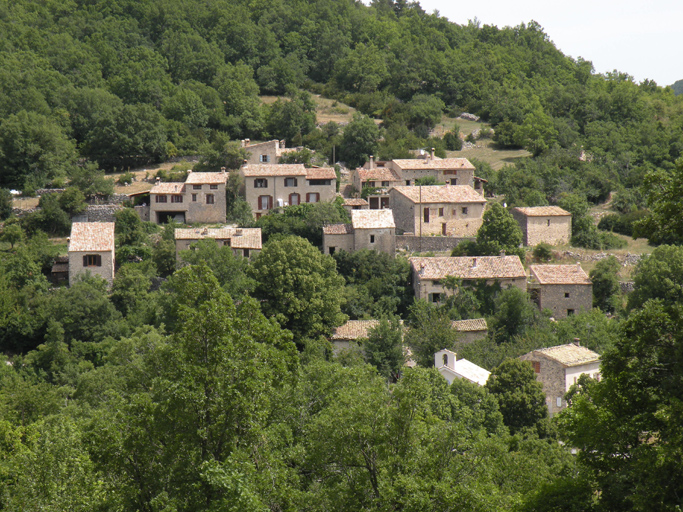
[174,227,262,260]
[528,264,592,319]
[240,164,337,219]
[342,197,369,214]
[240,139,298,165]
[409,255,527,302]
[519,343,601,415]
[451,318,488,344]
[387,152,479,190]
[330,319,380,353]
[68,222,115,286]
[148,170,227,224]
[352,158,402,209]
[389,185,486,237]
[511,206,572,246]
[323,209,396,256]
[435,349,490,386]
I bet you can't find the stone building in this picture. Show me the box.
[342,197,369,214]
[240,164,336,219]
[389,185,486,237]
[68,222,115,286]
[387,153,478,190]
[352,158,402,209]
[330,319,380,353]
[240,139,298,165]
[409,255,526,302]
[435,349,490,386]
[148,170,228,224]
[174,227,262,260]
[519,343,601,415]
[511,206,572,246]
[529,264,592,319]
[323,209,396,256]
[451,318,488,344]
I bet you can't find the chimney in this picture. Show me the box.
[280,139,286,148]
[369,155,374,169]
[419,263,425,276]
[431,147,435,160]
[220,167,226,174]
[155,177,161,183]
[243,159,248,165]
[499,250,506,257]
[472,257,477,268]
[573,338,581,347]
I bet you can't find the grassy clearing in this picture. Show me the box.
[446,139,531,170]
[260,94,362,125]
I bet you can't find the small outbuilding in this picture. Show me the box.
[511,206,571,246]
[323,209,396,256]
[529,264,592,319]
[68,222,115,286]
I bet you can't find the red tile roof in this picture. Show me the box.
[392,157,475,170]
[151,182,185,194]
[323,223,353,235]
[530,264,591,285]
[185,171,228,185]
[391,185,485,204]
[357,167,402,182]
[410,256,526,280]
[451,318,488,332]
[351,209,395,229]
[69,222,115,252]
[331,320,379,340]
[531,344,600,367]
[343,198,369,206]
[306,167,337,180]
[513,206,571,217]
[174,227,262,249]
[241,164,307,177]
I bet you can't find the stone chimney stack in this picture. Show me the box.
[369,155,374,169]
[431,147,435,160]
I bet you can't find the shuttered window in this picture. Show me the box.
[83,254,102,267]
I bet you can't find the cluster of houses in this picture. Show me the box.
[62,141,598,416]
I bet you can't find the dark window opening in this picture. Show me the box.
[254,179,268,188]
[83,254,102,267]
[206,194,214,204]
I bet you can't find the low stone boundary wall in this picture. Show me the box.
[84,205,123,222]
[397,235,474,252]
[620,281,635,294]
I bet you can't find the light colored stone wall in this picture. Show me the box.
[387,162,474,187]
[68,250,115,287]
[519,353,565,415]
[242,140,283,165]
[185,185,226,223]
[354,227,395,256]
[396,235,474,252]
[512,211,571,246]
[323,233,354,255]
[175,239,260,260]
[243,174,336,217]
[458,330,487,344]
[565,362,601,391]
[135,205,150,221]
[538,283,592,319]
[413,273,527,300]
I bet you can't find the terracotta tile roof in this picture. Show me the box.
[306,167,337,180]
[241,164,307,177]
[357,167,402,182]
[531,343,600,367]
[174,227,262,249]
[351,209,395,229]
[451,318,488,332]
[391,185,485,204]
[151,182,185,194]
[513,206,571,217]
[323,223,353,235]
[69,222,115,252]
[343,198,369,206]
[530,264,591,285]
[410,256,526,280]
[331,320,380,340]
[392,157,475,171]
[185,171,228,185]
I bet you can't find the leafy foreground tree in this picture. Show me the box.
[250,236,346,343]
[486,358,549,436]
[364,316,404,382]
[590,255,621,313]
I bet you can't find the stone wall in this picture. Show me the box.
[537,283,593,319]
[84,205,123,222]
[88,194,129,205]
[519,354,567,416]
[396,235,474,253]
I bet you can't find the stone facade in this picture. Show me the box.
[529,264,592,319]
[323,210,396,256]
[511,207,572,246]
[149,170,227,224]
[175,227,262,261]
[389,185,485,237]
[519,343,601,415]
[68,222,115,286]
[240,139,298,165]
[387,154,476,188]
[395,235,473,252]
[241,164,337,218]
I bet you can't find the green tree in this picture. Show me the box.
[364,316,404,381]
[339,113,381,169]
[486,358,548,435]
[264,90,317,145]
[0,189,12,220]
[489,286,539,342]
[58,187,87,216]
[628,245,683,310]
[1,222,24,249]
[476,202,524,257]
[68,162,114,199]
[590,255,621,312]
[250,236,346,342]
[404,299,459,368]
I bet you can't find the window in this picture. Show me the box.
[259,154,270,163]
[567,309,575,316]
[309,179,331,186]
[193,185,202,190]
[289,193,300,206]
[254,179,268,188]
[258,195,272,210]
[423,207,430,223]
[306,192,320,203]
[155,195,167,203]
[381,181,390,187]
[83,254,102,267]
[565,292,570,298]
[556,397,562,408]
[452,209,457,216]
[547,219,551,226]
[192,194,197,202]
[223,239,231,247]
[171,195,183,203]
[367,181,376,188]
[206,194,214,204]
[329,247,336,255]
[370,235,375,244]
[243,249,250,258]
[210,184,218,190]
[284,177,298,187]
[438,208,444,216]
[430,293,441,303]
[450,178,458,185]
[461,207,468,215]
[531,361,541,373]
[405,180,411,186]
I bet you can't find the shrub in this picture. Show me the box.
[533,243,553,262]
[117,172,135,185]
